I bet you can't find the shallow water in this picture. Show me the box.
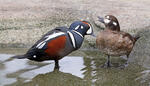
[0,48,149,86]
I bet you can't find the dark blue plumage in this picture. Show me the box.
[13,21,95,69]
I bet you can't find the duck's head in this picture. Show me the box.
[98,15,120,31]
[69,21,95,37]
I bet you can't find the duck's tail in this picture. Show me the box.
[133,34,140,44]
[134,35,140,41]
[12,55,27,59]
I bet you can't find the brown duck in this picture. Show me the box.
[96,15,140,68]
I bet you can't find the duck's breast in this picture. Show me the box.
[96,30,134,56]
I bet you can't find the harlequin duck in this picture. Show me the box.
[13,21,94,69]
[96,15,140,68]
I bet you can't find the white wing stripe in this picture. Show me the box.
[36,32,65,49]
[38,42,46,49]
[45,32,65,41]
[67,31,76,48]
[36,41,45,48]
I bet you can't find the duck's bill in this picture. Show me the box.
[97,16,104,23]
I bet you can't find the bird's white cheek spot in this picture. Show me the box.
[104,19,110,24]
[75,25,80,30]
[81,26,84,29]
[113,22,117,26]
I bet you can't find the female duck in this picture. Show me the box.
[96,15,140,68]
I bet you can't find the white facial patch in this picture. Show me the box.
[36,32,65,49]
[104,19,111,24]
[75,25,80,30]
[113,22,117,26]
[86,26,92,35]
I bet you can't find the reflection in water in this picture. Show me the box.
[15,70,87,86]
[0,54,17,86]
[0,50,149,86]
[81,51,147,86]
[19,56,85,80]
[0,54,86,86]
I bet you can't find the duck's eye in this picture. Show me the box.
[81,26,84,29]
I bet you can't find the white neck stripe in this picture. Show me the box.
[72,30,83,38]
[67,31,76,48]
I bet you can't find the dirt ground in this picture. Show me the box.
[0,0,150,47]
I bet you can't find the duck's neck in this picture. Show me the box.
[106,25,120,31]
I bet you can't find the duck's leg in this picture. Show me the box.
[106,55,112,67]
[119,54,129,69]
[54,59,59,70]
[124,54,129,67]
[101,55,112,68]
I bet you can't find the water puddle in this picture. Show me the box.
[0,54,86,86]
[20,56,85,79]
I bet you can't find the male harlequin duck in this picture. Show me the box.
[96,15,140,68]
[13,21,94,69]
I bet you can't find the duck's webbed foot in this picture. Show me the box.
[101,61,113,68]
[119,62,128,69]
[119,55,129,69]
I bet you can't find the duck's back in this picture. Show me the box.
[96,30,135,56]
